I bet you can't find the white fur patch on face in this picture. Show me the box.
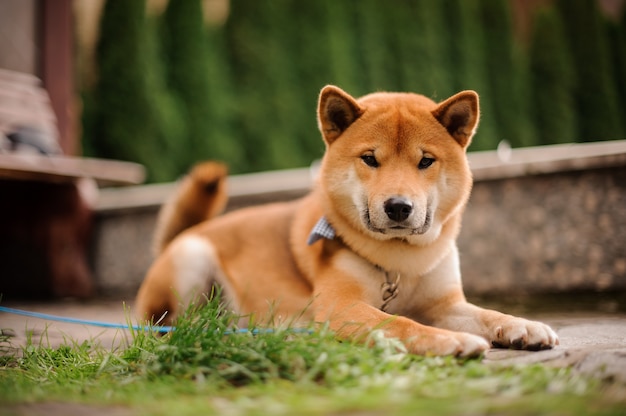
[170,235,219,305]
[329,167,369,228]
[348,171,369,218]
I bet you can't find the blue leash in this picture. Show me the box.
[0,305,312,335]
[0,305,173,333]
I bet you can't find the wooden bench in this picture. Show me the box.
[0,68,145,299]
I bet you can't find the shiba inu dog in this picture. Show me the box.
[136,85,558,356]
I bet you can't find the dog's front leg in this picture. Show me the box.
[429,300,559,351]
[312,271,489,357]
[414,247,559,350]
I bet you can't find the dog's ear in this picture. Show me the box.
[432,91,480,149]
[318,85,364,144]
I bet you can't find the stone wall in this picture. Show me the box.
[92,141,626,297]
[459,166,626,295]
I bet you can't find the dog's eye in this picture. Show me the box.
[418,157,435,170]
[361,154,379,168]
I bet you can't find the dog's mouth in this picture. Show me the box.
[363,209,432,236]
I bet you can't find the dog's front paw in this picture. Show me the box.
[447,332,491,358]
[491,318,559,351]
[411,331,490,358]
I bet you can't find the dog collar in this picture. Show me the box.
[307,216,336,245]
[307,217,400,312]
[379,270,401,313]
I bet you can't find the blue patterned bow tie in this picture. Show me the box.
[307,216,336,245]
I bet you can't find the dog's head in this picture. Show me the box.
[317,85,478,245]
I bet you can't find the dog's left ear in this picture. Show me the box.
[432,91,480,149]
[318,85,364,144]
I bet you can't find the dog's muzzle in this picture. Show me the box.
[368,196,431,236]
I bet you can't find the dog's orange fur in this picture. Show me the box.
[136,85,558,356]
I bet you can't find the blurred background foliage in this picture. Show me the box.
[80,0,626,182]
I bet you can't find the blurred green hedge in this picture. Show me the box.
[83,0,626,182]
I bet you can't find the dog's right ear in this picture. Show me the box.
[318,85,364,144]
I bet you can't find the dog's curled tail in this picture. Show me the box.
[152,161,229,254]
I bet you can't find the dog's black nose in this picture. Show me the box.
[384,197,413,222]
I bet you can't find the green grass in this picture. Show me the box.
[0,298,624,415]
